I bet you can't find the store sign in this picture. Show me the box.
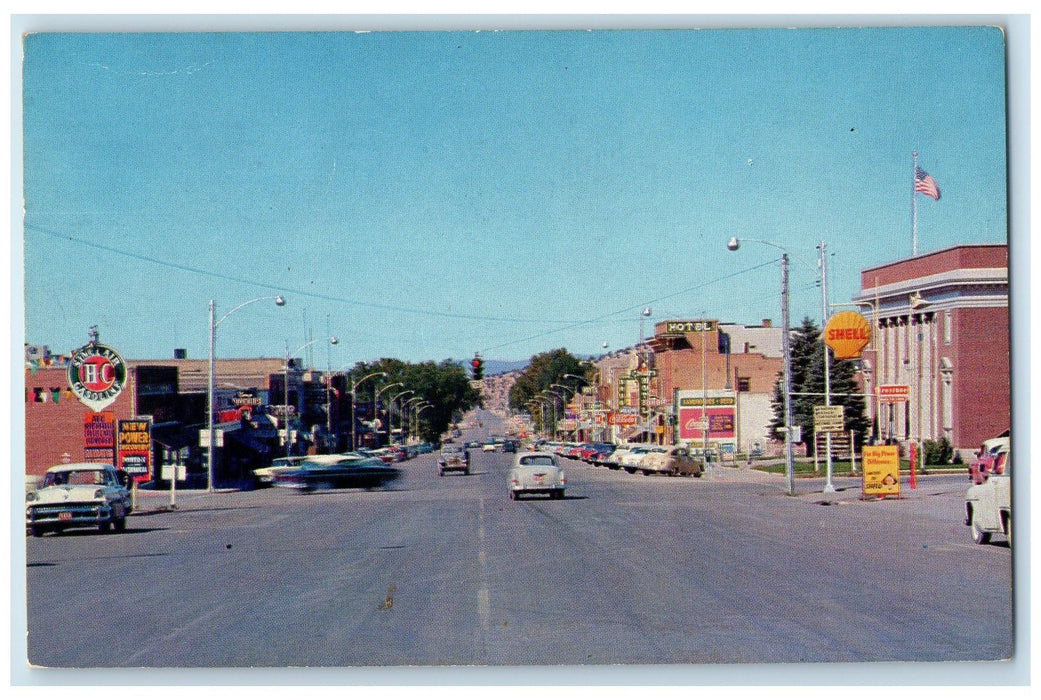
[609,412,639,426]
[118,419,152,481]
[663,320,716,335]
[67,343,127,412]
[862,445,901,498]
[877,384,910,403]
[231,391,262,407]
[83,411,116,463]
[823,311,871,359]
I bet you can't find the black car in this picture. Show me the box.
[274,455,401,492]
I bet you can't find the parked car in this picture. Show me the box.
[482,441,499,452]
[583,443,616,466]
[968,436,1009,485]
[274,454,400,492]
[965,445,1011,545]
[508,451,566,500]
[438,444,471,476]
[641,446,704,477]
[253,455,308,486]
[620,445,653,473]
[26,463,132,537]
[603,444,634,470]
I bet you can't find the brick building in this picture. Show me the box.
[588,319,783,453]
[851,244,1009,455]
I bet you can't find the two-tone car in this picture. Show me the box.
[508,451,566,500]
[26,463,132,537]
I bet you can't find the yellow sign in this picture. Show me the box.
[813,405,845,432]
[823,311,871,359]
[862,445,900,498]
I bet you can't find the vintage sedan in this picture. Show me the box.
[965,445,1011,545]
[508,451,566,500]
[641,446,704,477]
[438,444,471,476]
[274,454,401,492]
[252,455,308,486]
[26,463,132,536]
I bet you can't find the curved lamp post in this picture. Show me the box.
[284,336,339,458]
[403,396,425,443]
[727,236,795,496]
[208,294,286,493]
[389,389,414,445]
[373,382,403,447]
[542,389,566,440]
[411,401,433,442]
[349,371,388,450]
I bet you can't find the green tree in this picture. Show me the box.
[508,348,587,432]
[346,358,480,445]
[770,317,869,455]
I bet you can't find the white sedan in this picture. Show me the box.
[508,451,566,500]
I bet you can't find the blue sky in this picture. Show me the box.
[19,25,1010,366]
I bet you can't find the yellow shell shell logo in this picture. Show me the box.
[823,311,871,359]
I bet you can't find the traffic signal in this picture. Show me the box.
[471,355,484,380]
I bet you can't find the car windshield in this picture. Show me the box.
[45,469,107,486]
[442,446,462,454]
[520,456,555,466]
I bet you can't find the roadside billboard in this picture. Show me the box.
[676,391,736,446]
[83,411,116,464]
[117,419,152,482]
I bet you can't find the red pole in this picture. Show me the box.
[909,443,917,490]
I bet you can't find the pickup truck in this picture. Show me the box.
[438,445,470,476]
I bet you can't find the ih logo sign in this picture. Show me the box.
[67,342,127,412]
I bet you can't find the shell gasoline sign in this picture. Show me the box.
[823,311,871,359]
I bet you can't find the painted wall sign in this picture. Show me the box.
[83,411,116,463]
[823,311,871,359]
[67,342,127,412]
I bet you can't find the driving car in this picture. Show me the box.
[438,444,471,476]
[508,451,566,500]
[253,455,308,486]
[965,445,1011,545]
[26,463,132,537]
[273,454,401,492]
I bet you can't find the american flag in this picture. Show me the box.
[914,165,940,200]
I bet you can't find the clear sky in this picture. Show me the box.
[19,23,1010,367]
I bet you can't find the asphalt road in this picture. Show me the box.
[23,431,1013,674]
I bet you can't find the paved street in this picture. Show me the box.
[24,434,1013,673]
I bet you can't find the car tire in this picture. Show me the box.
[1005,514,1011,547]
[29,525,43,537]
[98,519,112,534]
[971,518,991,545]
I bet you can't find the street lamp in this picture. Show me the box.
[207,294,286,493]
[403,396,425,443]
[284,336,339,458]
[542,389,566,440]
[350,371,388,450]
[373,382,403,447]
[415,404,433,442]
[727,236,795,496]
[389,389,414,445]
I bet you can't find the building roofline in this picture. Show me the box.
[859,243,1007,275]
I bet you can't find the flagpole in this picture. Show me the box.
[911,151,918,257]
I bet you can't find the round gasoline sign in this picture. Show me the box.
[67,342,127,412]
[823,311,871,359]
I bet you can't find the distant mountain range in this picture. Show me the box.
[482,359,529,376]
